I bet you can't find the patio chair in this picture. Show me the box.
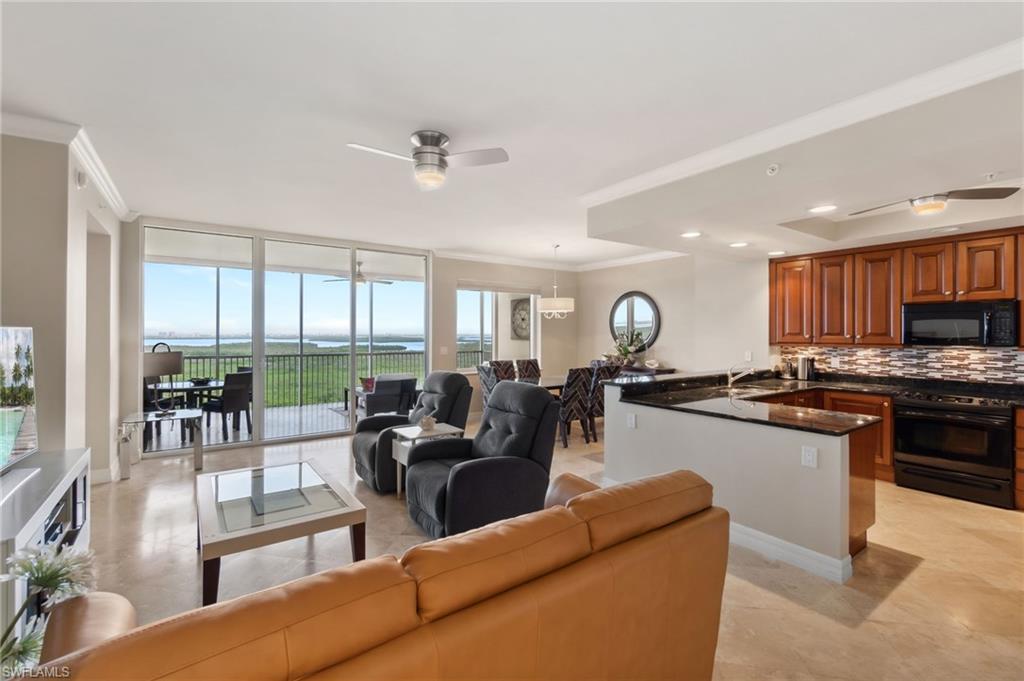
[202,372,253,439]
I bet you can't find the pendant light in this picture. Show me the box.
[537,244,575,319]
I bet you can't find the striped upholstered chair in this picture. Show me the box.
[557,367,594,448]
[489,360,517,382]
[587,363,622,441]
[476,364,499,408]
[515,358,541,384]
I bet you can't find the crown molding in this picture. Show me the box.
[580,38,1024,208]
[1,112,80,144]
[69,129,136,221]
[433,248,684,272]
[574,250,687,272]
[3,113,136,221]
[433,250,565,271]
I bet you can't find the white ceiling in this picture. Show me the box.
[2,2,1023,265]
[588,73,1024,259]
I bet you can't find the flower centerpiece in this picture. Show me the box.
[0,546,96,674]
[608,329,645,366]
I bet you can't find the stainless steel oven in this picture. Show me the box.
[894,394,1015,508]
[902,301,1018,346]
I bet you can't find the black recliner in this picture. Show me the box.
[352,371,472,494]
[404,381,558,539]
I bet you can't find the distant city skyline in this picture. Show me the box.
[145,263,430,338]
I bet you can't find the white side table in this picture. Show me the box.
[391,423,465,498]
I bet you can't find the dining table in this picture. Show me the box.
[153,380,224,408]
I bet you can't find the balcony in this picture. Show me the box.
[144,350,426,450]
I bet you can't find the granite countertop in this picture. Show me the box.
[621,384,881,436]
[613,369,1023,436]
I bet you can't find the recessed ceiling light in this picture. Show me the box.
[768,250,787,256]
[680,231,702,239]
[808,204,837,214]
[729,242,748,248]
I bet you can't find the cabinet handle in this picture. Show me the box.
[958,290,965,295]
[845,334,851,338]
[856,334,862,339]
[804,333,810,339]
[883,402,889,407]
[944,291,952,295]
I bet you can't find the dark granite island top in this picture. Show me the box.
[619,386,880,436]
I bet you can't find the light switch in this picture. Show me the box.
[626,413,637,429]
[801,446,818,468]
[744,350,752,362]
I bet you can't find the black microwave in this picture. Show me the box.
[902,301,1018,346]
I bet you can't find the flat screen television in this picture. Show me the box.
[1,327,38,472]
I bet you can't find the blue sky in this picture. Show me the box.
[144,263,428,338]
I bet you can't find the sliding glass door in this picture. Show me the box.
[143,228,254,451]
[264,240,353,438]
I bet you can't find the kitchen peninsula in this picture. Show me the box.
[604,373,882,583]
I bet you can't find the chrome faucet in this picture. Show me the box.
[727,363,756,388]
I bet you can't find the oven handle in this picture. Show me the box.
[900,466,1005,491]
[983,311,992,346]
[894,408,1011,427]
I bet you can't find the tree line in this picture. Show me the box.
[0,344,35,407]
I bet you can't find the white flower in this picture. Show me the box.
[5,546,96,606]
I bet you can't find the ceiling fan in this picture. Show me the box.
[347,130,509,190]
[849,186,1020,217]
[323,261,393,285]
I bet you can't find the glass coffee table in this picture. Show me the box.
[195,459,366,605]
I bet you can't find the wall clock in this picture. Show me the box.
[511,298,531,340]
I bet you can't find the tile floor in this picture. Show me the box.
[90,420,1023,680]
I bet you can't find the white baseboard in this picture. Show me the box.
[730,522,852,583]
[91,466,113,484]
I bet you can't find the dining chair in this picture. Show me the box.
[515,358,541,384]
[557,367,594,448]
[587,364,622,442]
[488,360,516,382]
[203,372,253,439]
[476,365,499,408]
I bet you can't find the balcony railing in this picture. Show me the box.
[165,351,426,408]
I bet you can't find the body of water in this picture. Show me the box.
[146,338,426,351]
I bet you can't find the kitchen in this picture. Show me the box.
[603,226,1023,582]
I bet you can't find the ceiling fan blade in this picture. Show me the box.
[346,143,413,162]
[447,147,509,167]
[946,187,1020,200]
[847,199,909,217]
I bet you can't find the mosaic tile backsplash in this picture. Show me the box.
[776,346,1024,384]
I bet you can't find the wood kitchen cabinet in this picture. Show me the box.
[813,255,854,343]
[854,249,902,345]
[822,391,894,481]
[1018,235,1024,348]
[903,242,955,303]
[955,235,1016,301]
[770,259,813,344]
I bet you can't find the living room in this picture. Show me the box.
[1,3,1022,680]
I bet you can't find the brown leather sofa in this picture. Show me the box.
[40,470,729,680]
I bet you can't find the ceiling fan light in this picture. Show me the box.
[414,164,446,190]
[910,195,948,216]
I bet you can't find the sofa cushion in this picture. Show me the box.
[39,592,136,664]
[45,557,418,681]
[567,470,713,551]
[544,473,601,508]
[401,506,590,622]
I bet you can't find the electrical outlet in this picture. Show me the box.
[801,446,818,468]
[626,413,637,429]
[744,350,752,362]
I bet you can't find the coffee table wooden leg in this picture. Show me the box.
[202,557,220,606]
[350,522,366,561]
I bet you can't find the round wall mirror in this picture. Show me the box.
[608,291,661,351]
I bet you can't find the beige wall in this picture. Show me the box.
[1,135,71,451]
[1,134,121,466]
[431,256,578,374]
[576,254,771,372]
